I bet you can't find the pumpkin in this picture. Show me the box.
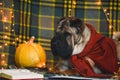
[15,36,46,68]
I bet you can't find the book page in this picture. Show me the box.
[0,69,44,79]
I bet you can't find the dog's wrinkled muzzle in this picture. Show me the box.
[51,35,73,60]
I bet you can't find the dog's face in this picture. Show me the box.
[56,17,85,49]
[51,17,85,59]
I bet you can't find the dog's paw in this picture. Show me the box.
[48,67,61,74]
[60,69,80,76]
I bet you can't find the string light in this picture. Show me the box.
[68,0,76,17]
[0,0,18,69]
[0,0,19,57]
[0,53,7,69]
[99,0,114,37]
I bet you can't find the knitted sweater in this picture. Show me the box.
[71,24,119,78]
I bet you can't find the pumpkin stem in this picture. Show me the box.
[28,36,35,44]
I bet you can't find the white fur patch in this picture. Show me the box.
[72,25,91,55]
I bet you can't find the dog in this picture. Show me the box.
[51,17,120,77]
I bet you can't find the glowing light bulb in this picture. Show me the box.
[0,3,3,5]
[12,4,14,7]
[4,43,8,46]
[11,29,14,32]
[3,17,7,22]
[49,68,52,71]
[0,10,3,13]
[73,1,76,5]
[4,35,8,39]
[104,9,107,12]
[0,45,2,48]
[19,35,22,38]
[12,41,15,44]
[109,25,112,29]
[97,1,101,5]
[107,13,110,15]
[1,54,5,57]
[10,11,12,14]
[1,60,6,64]
[16,37,19,41]
[73,1,76,8]
[5,26,8,30]
[113,31,116,35]
[107,18,109,21]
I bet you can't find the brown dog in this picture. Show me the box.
[51,17,120,77]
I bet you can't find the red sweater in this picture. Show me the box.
[71,24,119,78]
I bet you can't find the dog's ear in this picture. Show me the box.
[51,35,73,60]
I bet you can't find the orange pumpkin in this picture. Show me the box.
[15,36,46,68]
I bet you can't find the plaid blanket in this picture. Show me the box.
[0,0,119,65]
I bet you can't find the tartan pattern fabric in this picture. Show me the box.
[0,0,119,65]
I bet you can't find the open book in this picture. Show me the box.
[0,69,44,80]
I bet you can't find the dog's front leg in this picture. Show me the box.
[85,57,102,74]
[58,59,79,75]
[48,58,71,73]
[85,57,95,68]
[48,58,79,75]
